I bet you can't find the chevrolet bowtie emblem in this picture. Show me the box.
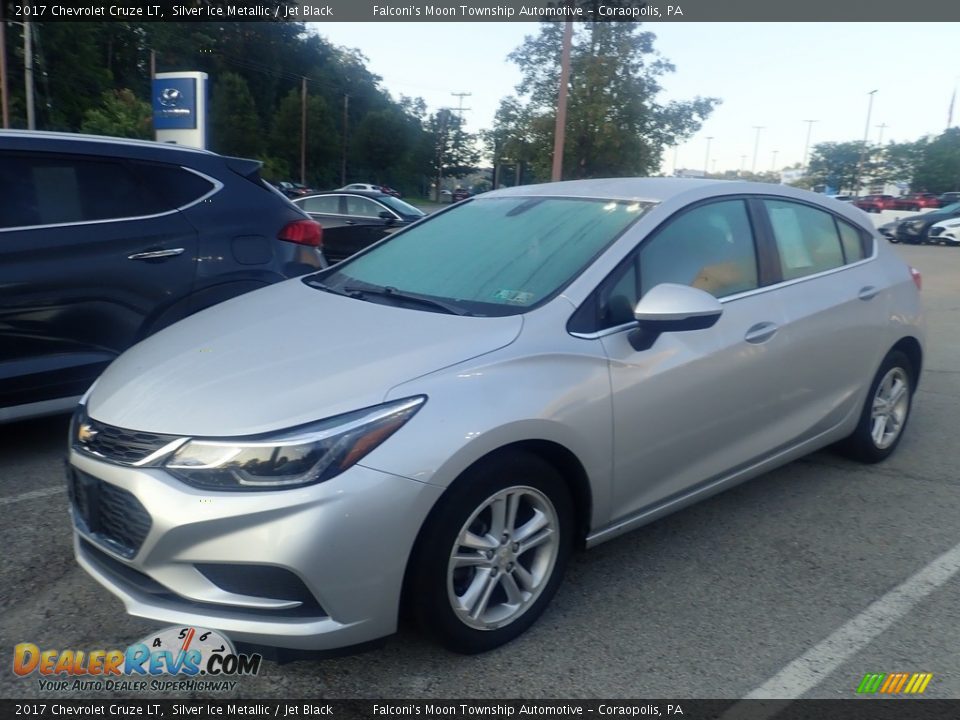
[77,423,99,444]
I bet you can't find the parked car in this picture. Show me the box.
[293,190,425,263]
[927,217,960,245]
[276,181,315,198]
[0,130,326,423]
[452,188,473,202]
[69,179,923,657]
[895,202,960,244]
[893,193,942,211]
[853,194,897,213]
[338,183,400,197]
[937,192,960,206]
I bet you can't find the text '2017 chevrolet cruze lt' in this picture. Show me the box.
[68,179,924,655]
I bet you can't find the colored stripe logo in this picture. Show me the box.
[857,672,933,694]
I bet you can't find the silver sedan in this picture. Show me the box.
[68,179,924,655]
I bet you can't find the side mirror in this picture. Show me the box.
[378,210,396,225]
[629,283,723,351]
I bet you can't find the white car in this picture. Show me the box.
[928,217,960,245]
[338,183,382,192]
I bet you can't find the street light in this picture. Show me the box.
[704,136,714,176]
[771,149,779,172]
[751,126,765,173]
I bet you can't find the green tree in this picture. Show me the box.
[269,89,339,186]
[502,22,719,181]
[879,139,928,185]
[80,88,152,139]
[352,108,415,182]
[211,72,262,158]
[912,129,960,192]
[807,141,864,193]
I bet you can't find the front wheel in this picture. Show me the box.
[840,350,915,463]
[408,452,573,653]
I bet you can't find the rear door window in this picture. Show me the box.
[764,199,845,280]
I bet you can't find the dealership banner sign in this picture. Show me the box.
[4,0,960,22]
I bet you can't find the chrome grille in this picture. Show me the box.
[68,469,152,558]
[74,410,179,465]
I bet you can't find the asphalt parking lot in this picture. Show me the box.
[2,242,958,702]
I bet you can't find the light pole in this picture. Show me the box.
[854,90,878,194]
[751,126,764,173]
[771,149,779,172]
[739,154,747,175]
[802,119,817,171]
[704,136,713,175]
[876,122,888,146]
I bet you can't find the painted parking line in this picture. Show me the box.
[0,487,66,508]
[722,539,960,711]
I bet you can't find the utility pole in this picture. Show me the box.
[300,77,307,185]
[854,89,878,195]
[802,119,817,171]
[771,149,779,172]
[340,93,349,186]
[434,110,450,202]
[672,145,679,176]
[551,18,573,182]
[739,155,747,175]
[703,136,713,176]
[24,20,35,129]
[0,3,9,128]
[750,126,764,173]
[449,91,471,185]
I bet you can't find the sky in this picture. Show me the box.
[311,22,960,175]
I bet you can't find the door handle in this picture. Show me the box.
[745,321,779,344]
[128,248,185,261]
[858,286,879,301]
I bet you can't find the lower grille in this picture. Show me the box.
[68,469,152,558]
[79,540,327,619]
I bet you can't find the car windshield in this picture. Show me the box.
[315,196,654,316]
[378,196,425,218]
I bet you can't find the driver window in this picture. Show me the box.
[345,196,382,218]
[597,199,759,330]
[639,199,759,298]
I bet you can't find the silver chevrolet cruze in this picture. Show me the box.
[68,179,924,654]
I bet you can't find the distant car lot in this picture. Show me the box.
[2,240,959,699]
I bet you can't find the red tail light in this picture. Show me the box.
[279,220,323,247]
[910,266,922,291]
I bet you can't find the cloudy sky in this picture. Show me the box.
[314,22,960,174]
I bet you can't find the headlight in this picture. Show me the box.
[164,396,425,491]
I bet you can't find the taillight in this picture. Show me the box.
[279,220,323,247]
[910,266,922,291]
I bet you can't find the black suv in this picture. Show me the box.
[0,130,326,422]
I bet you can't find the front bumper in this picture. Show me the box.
[69,450,444,651]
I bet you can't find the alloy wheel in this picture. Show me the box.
[446,486,559,631]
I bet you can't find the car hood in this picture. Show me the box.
[87,279,523,437]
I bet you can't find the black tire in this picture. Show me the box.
[408,451,573,654]
[840,350,915,463]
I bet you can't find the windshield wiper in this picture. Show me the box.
[343,285,471,316]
